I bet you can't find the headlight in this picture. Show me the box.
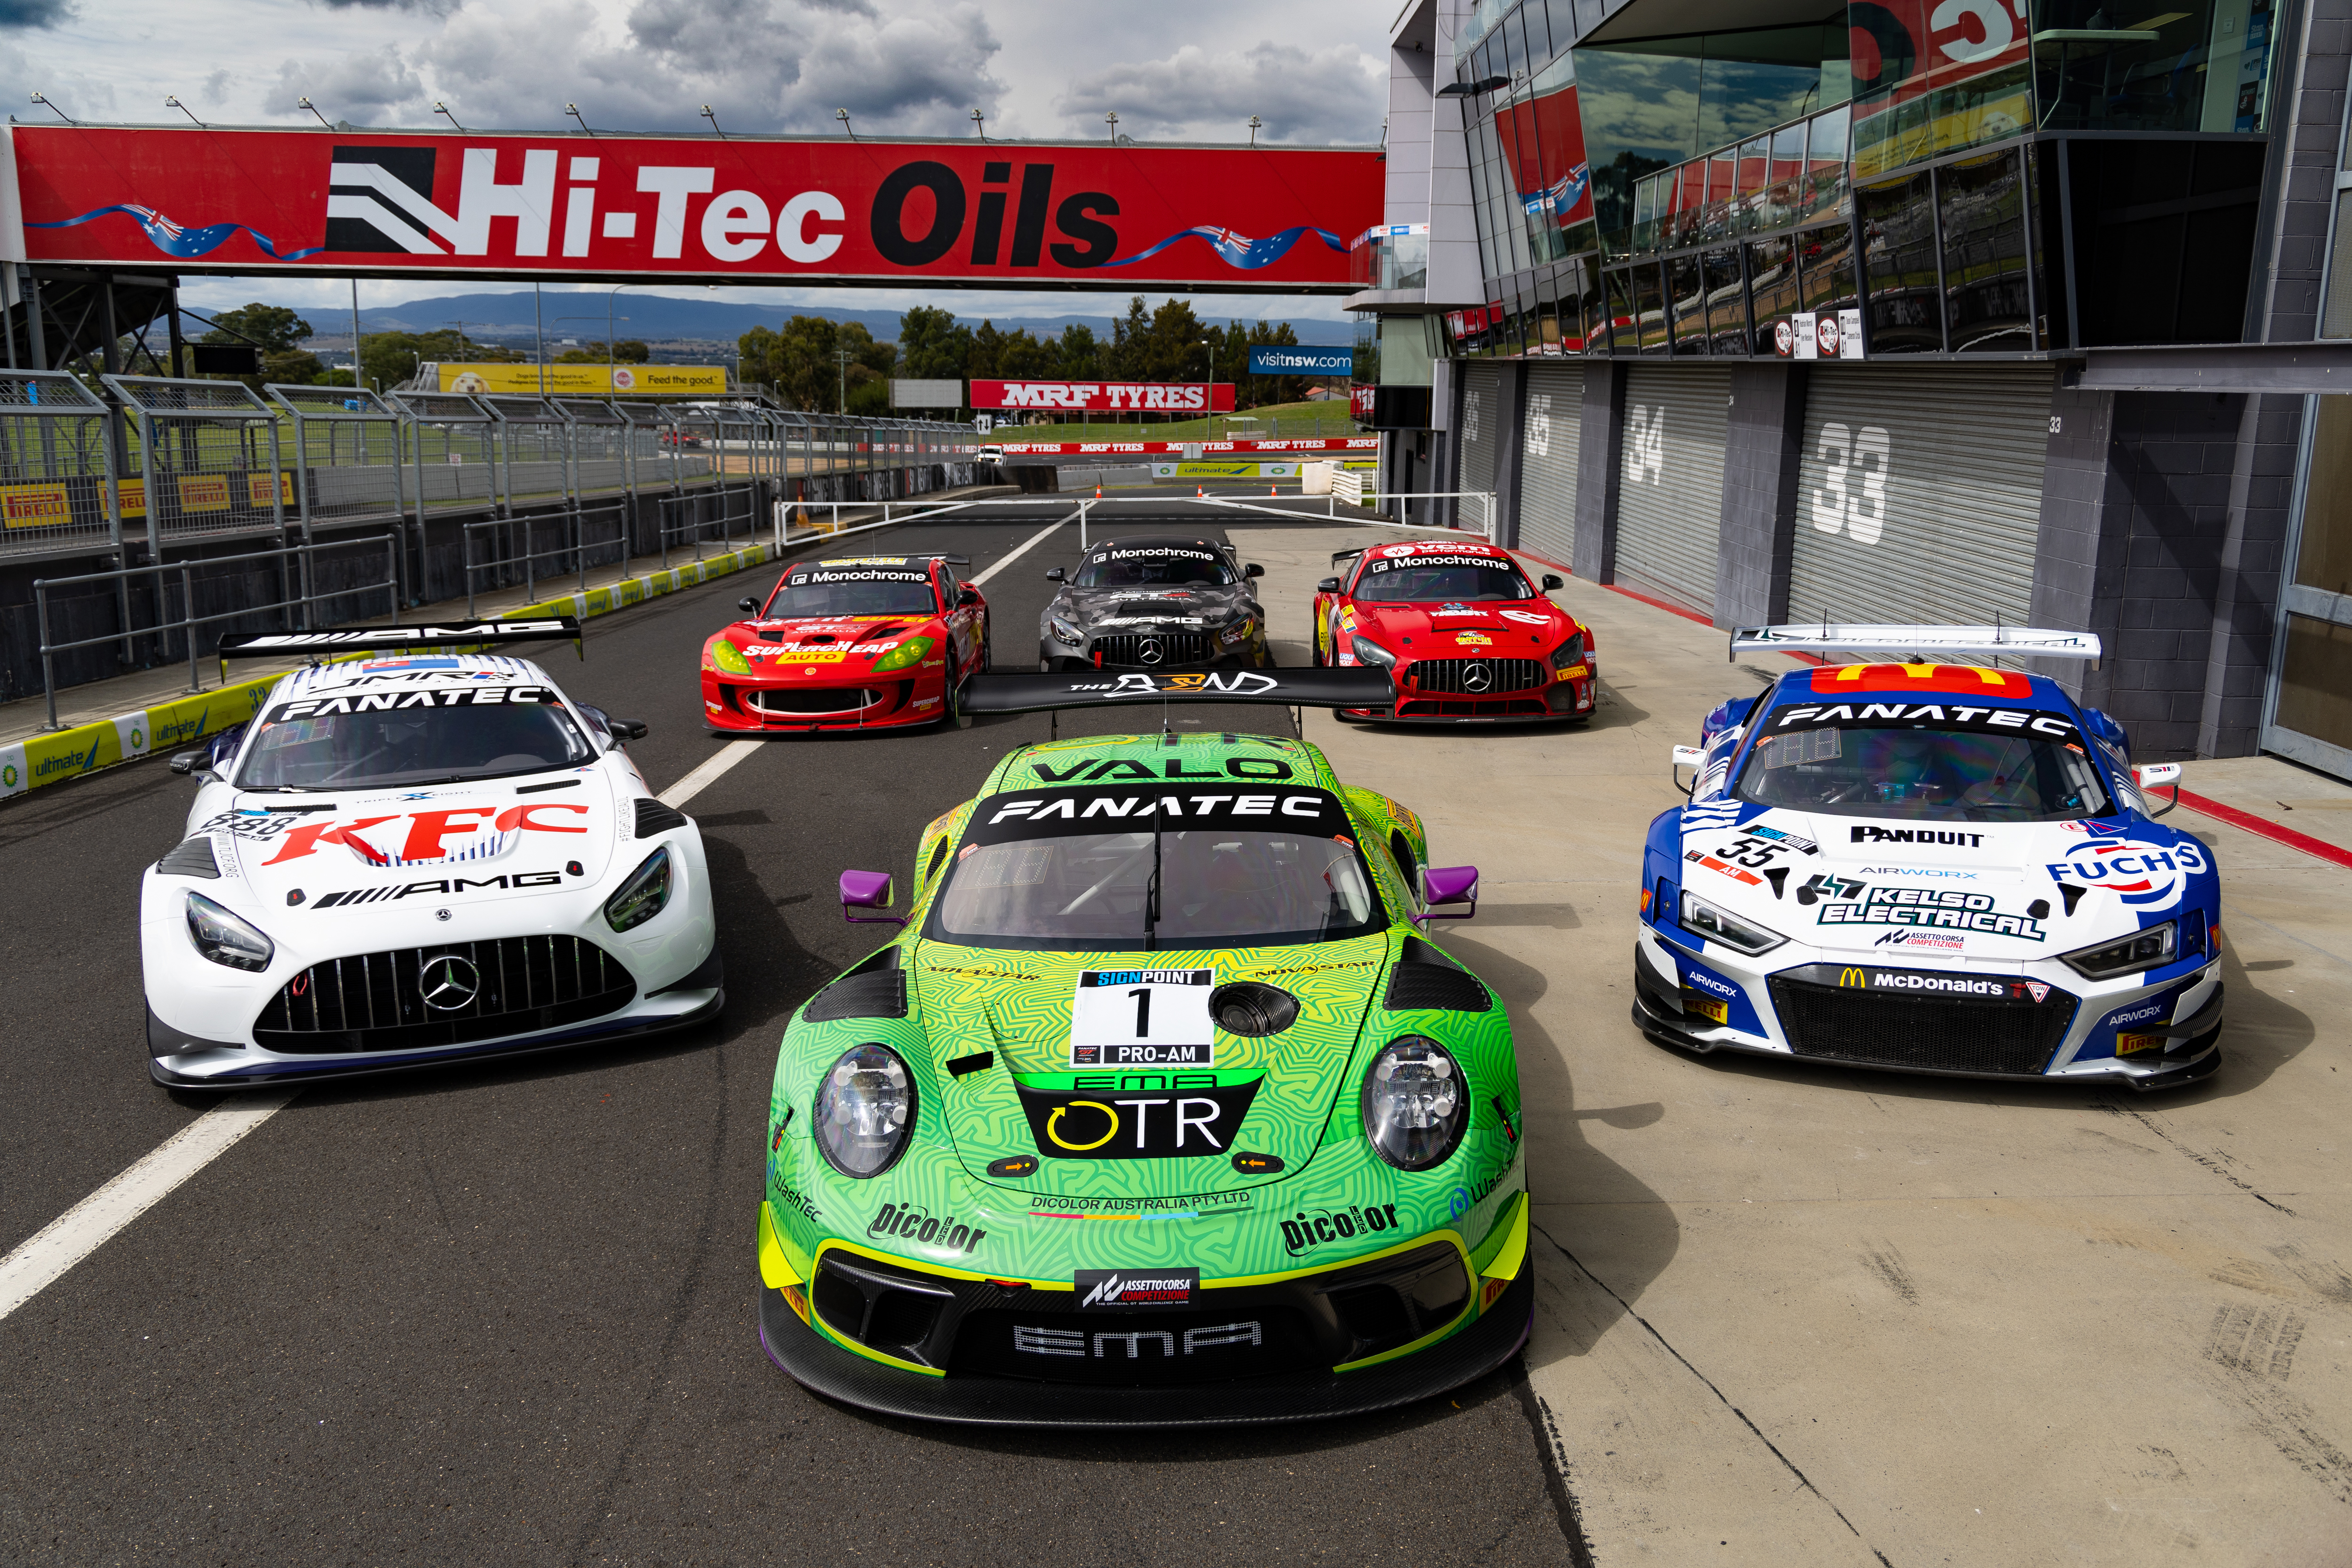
[872,635,936,672]
[814,1042,916,1178]
[185,891,273,971]
[1550,633,1585,670]
[1350,635,1396,669]
[604,845,673,931]
[1678,889,1786,955]
[1218,616,1256,646]
[1049,617,1083,648]
[704,637,752,675]
[2061,919,2177,980]
[1361,1035,1467,1171]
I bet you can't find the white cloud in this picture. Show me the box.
[1053,40,1382,145]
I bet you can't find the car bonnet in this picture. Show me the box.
[911,933,1391,1200]
[1350,599,1566,654]
[194,763,627,913]
[1064,582,1249,632]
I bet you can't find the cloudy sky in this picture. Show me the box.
[0,0,1387,329]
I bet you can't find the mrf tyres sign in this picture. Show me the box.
[15,130,1376,290]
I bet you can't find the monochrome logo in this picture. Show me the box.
[418,954,480,1010]
[326,145,441,254]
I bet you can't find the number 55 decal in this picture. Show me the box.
[1811,422,1891,544]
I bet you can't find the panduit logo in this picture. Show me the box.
[866,1202,985,1256]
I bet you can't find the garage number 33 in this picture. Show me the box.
[1070,969,1215,1067]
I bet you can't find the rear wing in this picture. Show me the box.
[216,617,584,671]
[963,668,1394,715]
[1729,624,2101,667]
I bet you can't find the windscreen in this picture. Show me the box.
[235,686,593,790]
[765,560,938,617]
[1075,545,1234,588]
[1735,708,2113,821]
[929,786,1382,951]
[1351,552,1533,602]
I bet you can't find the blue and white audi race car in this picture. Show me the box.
[1632,625,2222,1091]
[141,619,722,1090]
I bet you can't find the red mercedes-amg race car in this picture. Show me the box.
[1310,538,1596,723]
[703,553,990,733]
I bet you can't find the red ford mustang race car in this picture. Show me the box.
[1310,538,1596,723]
[703,553,990,732]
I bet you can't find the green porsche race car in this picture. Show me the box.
[755,669,1532,1426]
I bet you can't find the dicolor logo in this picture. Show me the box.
[2045,837,2209,910]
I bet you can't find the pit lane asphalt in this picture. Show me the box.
[0,500,1585,1566]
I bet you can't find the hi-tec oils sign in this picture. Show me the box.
[10,130,1378,290]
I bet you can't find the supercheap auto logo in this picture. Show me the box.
[2044,837,2209,910]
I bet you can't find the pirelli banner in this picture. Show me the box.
[4,126,1379,291]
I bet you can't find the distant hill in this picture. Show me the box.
[266,292,1359,346]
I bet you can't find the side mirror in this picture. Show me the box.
[957,585,982,607]
[1671,744,1706,798]
[2135,762,2183,817]
[1419,865,1479,921]
[1316,576,1342,593]
[739,597,760,614]
[610,718,650,741]
[1045,566,1066,583]
[1245,562,1265,579]
[841,869,906,926]
[168,750,205,776]
[1542,573,1564,590]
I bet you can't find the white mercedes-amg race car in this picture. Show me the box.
[143,620,721,1090]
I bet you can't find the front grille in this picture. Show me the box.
[951,1305,1325,1385]
[1769,973,2077,1075]
[747,685,888,716]
[254,936,636,1054]
[1395,698,1549,717]
[1407,657,1546,695]
[1093,631,1213,668]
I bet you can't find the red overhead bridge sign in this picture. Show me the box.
[5,126,1379,290]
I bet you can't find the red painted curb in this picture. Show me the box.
[2174,789,2352,870]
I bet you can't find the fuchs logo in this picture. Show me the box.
[1281,1202,1402,1256]
[1073,1267,1198,1308]
[2044,837,2209,910]
[867,1202,986,1256]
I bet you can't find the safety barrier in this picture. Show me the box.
[30,533,400,730]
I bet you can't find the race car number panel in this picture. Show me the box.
[1071,968,1214,1066]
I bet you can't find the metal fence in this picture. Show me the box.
[267,382,408,537]
[0,370,121,557]
[102,375,288,549]
[31,533,400,727]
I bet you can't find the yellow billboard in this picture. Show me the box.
[429,363,730,396]
[0,483,72,529]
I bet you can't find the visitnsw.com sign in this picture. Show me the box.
[6,127,1379,290]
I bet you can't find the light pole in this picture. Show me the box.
[834,346,854,414]
[607,285,630,385]
[1202,336,1216,440]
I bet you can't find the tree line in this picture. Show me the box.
[739,298,1348,418]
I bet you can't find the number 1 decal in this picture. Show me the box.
[1128,987,1151,1038]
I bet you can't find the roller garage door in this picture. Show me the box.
[1788,365,2055,635]
[1458,364,1503,531]
[1615,364,1730,615]
[1518,362,1582,569]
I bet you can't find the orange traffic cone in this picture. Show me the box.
[1270,483,1277,497]
[1196,486,1205,498]
[1096,483,1103,498]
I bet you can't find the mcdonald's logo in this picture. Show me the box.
[1838,967,1868,988]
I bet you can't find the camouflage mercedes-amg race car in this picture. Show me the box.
[754,668,1532,1426]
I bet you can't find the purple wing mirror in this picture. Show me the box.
[840,869,905,926]
[1419,865,1479,922]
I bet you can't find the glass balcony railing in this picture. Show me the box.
[1350,224,1430,292]
[1628,104,1851,259]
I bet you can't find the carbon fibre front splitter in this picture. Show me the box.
[756,1263,1534,1429]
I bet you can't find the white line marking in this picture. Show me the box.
[967,513,1069,585]
[0,1091,295,1321]
[660,740,762,807]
